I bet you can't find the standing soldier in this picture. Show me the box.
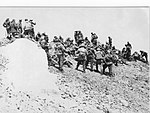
[74,31,84,46]
[42,33,49,44]
[86,47,96,71]
[54,41,66,71]
[75,44,88,73]
[10,19,18,37]
[85,37,90,46]
[3,18,11,39]
[23,19,36,39]
[59,36,64,44]
[23,19,30,37]
[108,36,112,49]
[91,32,98,47]
[121,47,126,58]
[95,47,105,72]
[125,42,132,61]
[29,19,36,38]
[17,19,23,34]
[102,52,113,76]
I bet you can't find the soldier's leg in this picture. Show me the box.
[90,58,94,71]
[102,64,107,74]
[59,55,64,71]
[76,61,81,70]
[83,60,86,73]
[144,54,148,63]
[86,58,89,69]
[96,59,99,72]
[108,64,113,76]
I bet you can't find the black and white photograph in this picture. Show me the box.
[0,7,149,113]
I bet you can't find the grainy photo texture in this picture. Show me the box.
[0,7,149,113]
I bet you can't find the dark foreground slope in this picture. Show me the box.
[0,38,149,113]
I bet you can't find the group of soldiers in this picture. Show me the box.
[3,18,149,76]
[3,18,36,40]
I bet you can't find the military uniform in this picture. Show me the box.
[3,18,11,39]
[74,31,84,46]
[125,42,132,61]
[23,19,36,38]
[140,50,148,63]
[86,47,96,71]
[10,19,18,37]
[91,33,98,47]
[95,49,105,72]
[108,37,112,49]
[102,54,113,76]
[75,45,88,73]
[54,42,65,71]
[17,20,23,34]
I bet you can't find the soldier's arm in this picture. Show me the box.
[32,22,36,25]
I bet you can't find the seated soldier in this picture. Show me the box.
[75,44,88,73]
[140,50,148,63]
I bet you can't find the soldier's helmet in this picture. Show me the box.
[53,36,60,42]
[25,19,28,21]
[6,18,10,21]
[42,32,46,36]
[19,19,22,22]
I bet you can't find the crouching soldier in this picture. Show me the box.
[75,44,88,73]
[102,53,113,76]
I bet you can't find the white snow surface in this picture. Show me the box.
[1,39,59,94]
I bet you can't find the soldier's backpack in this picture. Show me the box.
[95,51,105,60]
[76,47,87,61]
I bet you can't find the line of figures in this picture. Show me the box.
[3,18,149,76]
